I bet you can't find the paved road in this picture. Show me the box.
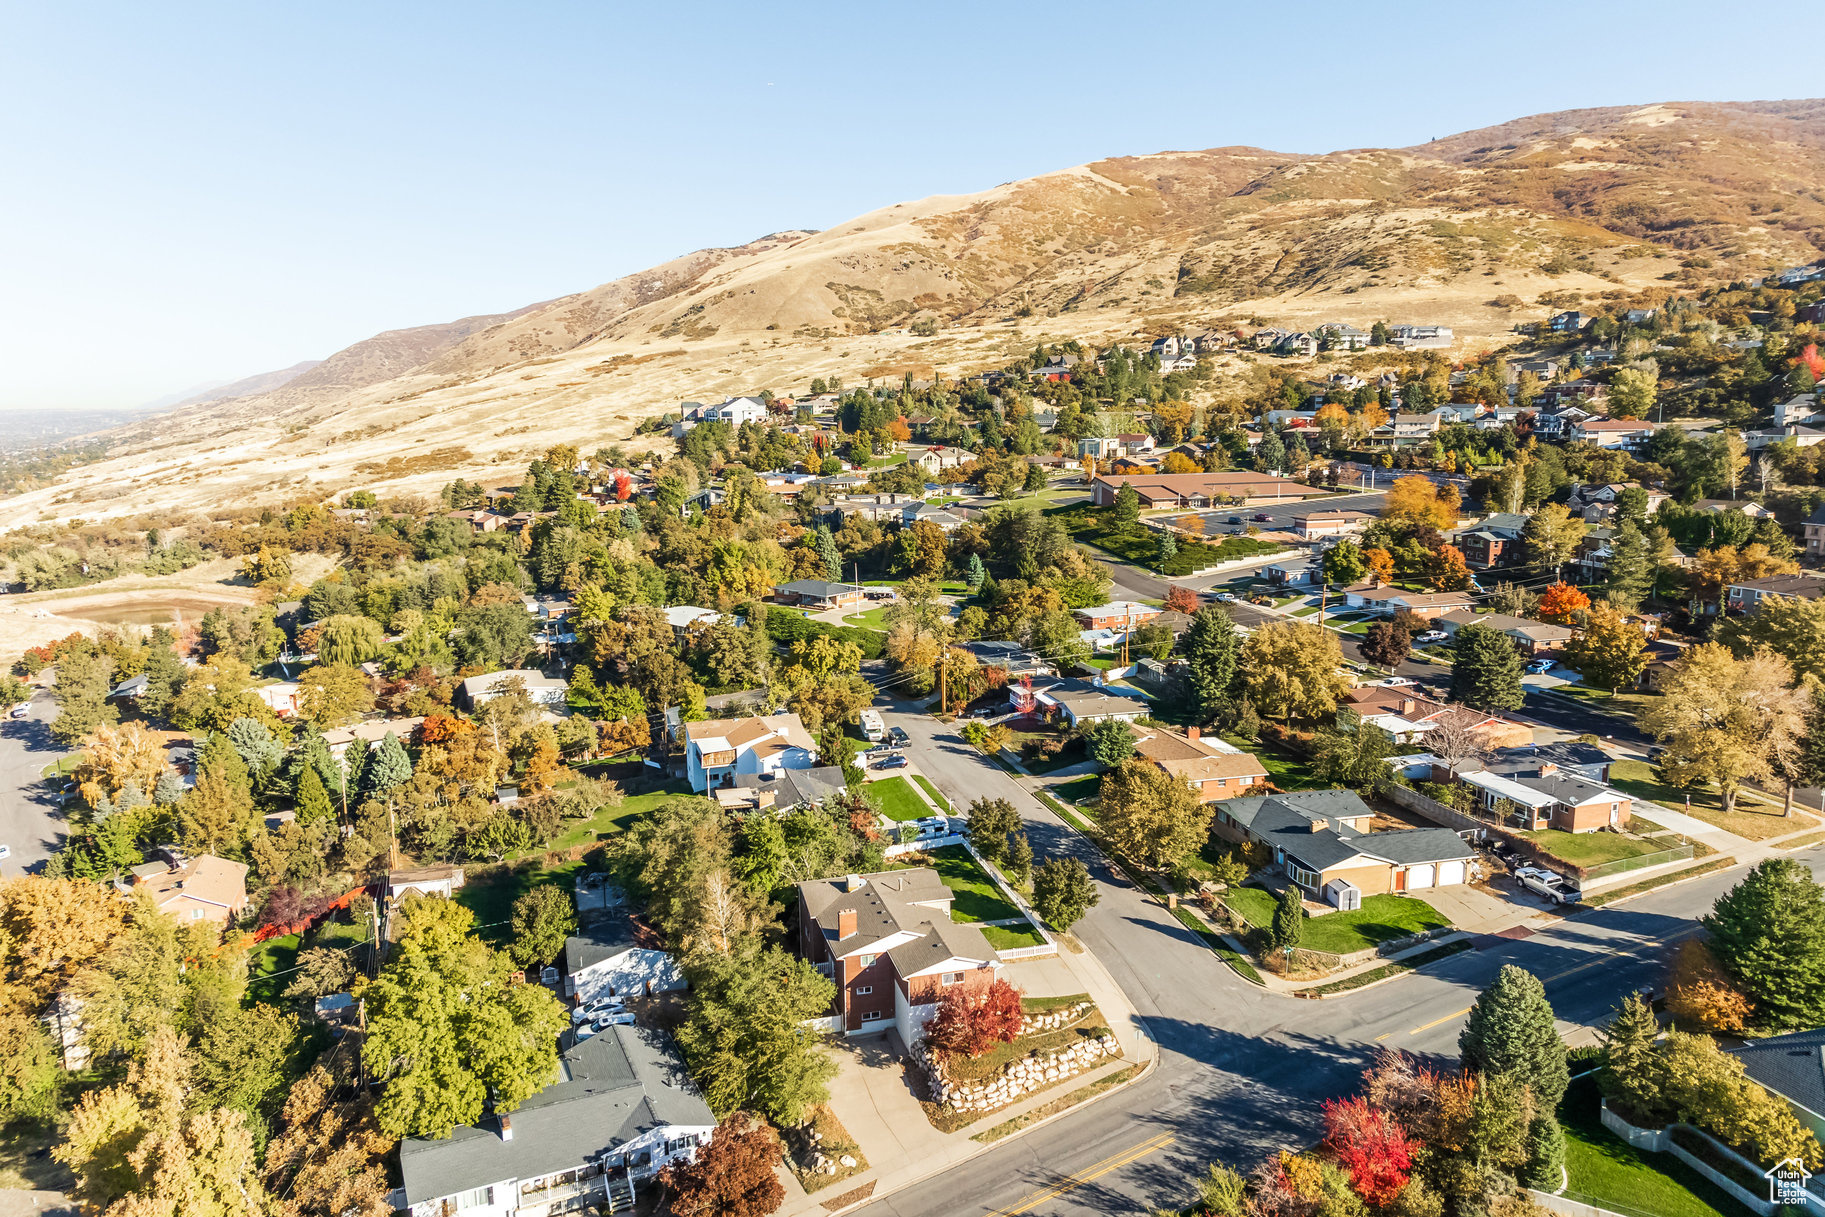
[863,695,1825,1217]
[0,686,69,876]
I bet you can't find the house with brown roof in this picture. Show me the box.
[1726,571,1825,613]
[1211,789,1475,904]
[1129,725,1267,801]
[684,713,818,793]
[1339,584,1475,619]
[130,855,248,924]
[1435,610,1575,655]
[1338,686,1533,749]
[1089,473,1330,509]
[796,869,1004,1043]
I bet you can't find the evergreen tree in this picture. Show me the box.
[364,732,413,796]
[1602,521,1656,611]
[964,552,987,594]
[1023,461,1047,492]
[1156,530,1178,567]
[50,646,117,747]
[1112,483,1141,532]
[1598,991,1667,1122]
[1702,857,1825,1028]
[1521,1113,1566,1189]
[1004,830,1033,884]
[1184,605,1241,724]
[287,724,339,799]
[295,764,334,826]
[227,717,284,780]
[152,772,185,806]
[1286,431,1310,470]
[1271,887,1303,953]
[1459,964,1569,1111]
[342,736,371,798]
[1450,624,1527,711]
[1032,856,1098,932]
[814,526,842,582]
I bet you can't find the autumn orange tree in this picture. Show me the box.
[1364,547,1395,583]
[1665,939,1753,1033]
[1428,544,1473,591]
[1164,585,1200,614]
[925,978,1024,1059]
[1536,583,1591,624]
[660,1112,785,1217]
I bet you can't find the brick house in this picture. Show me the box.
[773,579,867,609]
[1455,512,1530,570]
[1129,725,1268,801]
[1073,601,1162,631]
[1461,763,1632,833]
[796,870,1003,1045]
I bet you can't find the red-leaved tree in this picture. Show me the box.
[925,978,1024,1059]
[1322,1094,1415,1206]
[613,471,634,502]
[659,1111,785,1217]
[1537,582,1592,624]
[1164,585,1200,614]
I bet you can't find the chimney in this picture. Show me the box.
[499,1114,513,1142]
[1400,699,1417,716]
[1539,762,1557,777]
[837,908,857,940]
[1187,726,1200,741]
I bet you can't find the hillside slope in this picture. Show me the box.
[13,99,1825,527]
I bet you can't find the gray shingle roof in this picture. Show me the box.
[732,765,846,809]
[398,1025,712,1205]
[564,918,640,974]
[1732,1029,1825,1119]
[1223,790,1471,872]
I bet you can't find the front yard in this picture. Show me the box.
[1225,887,1451,955]
[1048,504,1287,576]
[1609,760,1818,841]
[1519,826,1674,868]
[1560,1075,1754,1217]
[869,775,935,822]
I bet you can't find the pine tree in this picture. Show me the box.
[814,525,842,582]
[1032,856,1098,932]
[153,772,185,806]
[1271,887,1303,953]
[1156,530,1178,568]
[1459,964,1569,1111]
[295,764,334,825]
[1450,624,1526,711]
[1256,429,1286,473]
[1184,605,1241,724]
[342,736,371,799]
[1599,990,1668,1122]
[1113,483,1141,532]
[227,717,284,780]
[1702,857,1825,1028]
[364,732,413,795]
[964,552,987,593]
[1602,521,1656,611]
[288,725,339,799]
[1521,1113,1566,1189]
[1004,830,1033,884]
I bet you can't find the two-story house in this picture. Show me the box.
[1455,512,1530,570]
[797,869,1005,1044]
[1727,572,1825,613]
[1129,725,1267,801]
[683,713,818,793]
[398,1025,715,1217]
[1572,418,1656,450]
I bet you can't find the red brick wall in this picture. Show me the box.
[841,952,898,1032]
[1555,798,1631,833]
[903,962,997,1009]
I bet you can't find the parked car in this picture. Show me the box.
[888,726,910,747]
[575,1012,637,1039]
[1416,630,1448,644]
[572,998,627,1024]
[7,703,28,719]
[1214,592,1239,603]
[1514,866,1581,904]
[1375,677,1417,688]
[1525,659,1555,674]
[1252,512,1272,522]
[873,753,908,770]
[1227,515,1243,525]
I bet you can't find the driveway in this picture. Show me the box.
[0,686,70,876]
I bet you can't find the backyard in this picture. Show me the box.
[455,856,593,948]
[1609,760,1818,841]
[1225,886,1451,955]
[925,844,1022,923]
[1048,504,1288,576]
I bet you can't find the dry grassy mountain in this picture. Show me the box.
[16,98,1825,527]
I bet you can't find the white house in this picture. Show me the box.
[683,712,818,793]
[322,717,424,764]
[1028,678,1150,728]
[397,1025,715,1217]
[256,682,302,718]
[564,918,687,1003]
[458,669,569,710]
[662,605,721,636]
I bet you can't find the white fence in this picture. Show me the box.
[883,833,967,858]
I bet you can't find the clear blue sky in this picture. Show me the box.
[0,1,1791,409]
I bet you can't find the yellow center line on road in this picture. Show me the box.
[986,1132,1177,1217]
[1408,1006,1473,1036]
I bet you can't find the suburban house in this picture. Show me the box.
[1435,610,1575,655]
[796,869,1004,1043]
[964,640,1053,679]
[1115,432,1157,456]
[563,917,687,1004]
[1129,724,1268,801]
[1731,1029,1825,1143]
[683,712,818,793]
[1483,740,1615,783]
[1212,789,1475,903]
[1572,418,1656,450]
[901,501,968,531]
[1367,413,1443,447]
[397,1025,715,1217]
[714,765,847,814]
[1805,503,1825,559]
[1313,322,1371,350]
[1388,324,1453,350]
[256,681,302,718]
[1026,678,1150,727]
[1775,393,1821,429]
[678,395,768,429]
[1727,572,1825,613]
[128,855,248,924]
[322,717,424,765]
[1456,512,1530,570]
[388,864,465,902]
[1089,473,1330,509]
[1549,311,1589,334]
[662,605,721,636]
[773,579,866,609]
[458,669,569,710]
[1339,584,1475,620]
[1073,602,1162,631]
[1338,686,1534,749]
[1460,762,1632,833]
[915,446,974,475]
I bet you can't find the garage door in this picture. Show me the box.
[1436,860,1466,887]
[1406,864,1435,890]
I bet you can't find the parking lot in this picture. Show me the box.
[1173,490,1388,538]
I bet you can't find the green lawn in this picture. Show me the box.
[870,775,934,822]
[927,844,1022,923]
[456,857,593,946]
[1560,1075,1755,1217]
[1224,736,1323,791]
[1519,828,1670,867]
[913,775,952,814]
[982,924,1046,951]
[1225,887,1450,954]
[247,933,301,1003]
[531,781,697,855]
[1047,504,1288,576]
[839,606,893,632]
[1609,760,1819,841]
[1053,774,1101,806]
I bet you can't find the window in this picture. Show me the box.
[454,1186,494,1211]
[862,1010,884,1022]
[941,971,964,986]
[859,954,877,968]
[854,985,873,995]
[1289,864,1321,891]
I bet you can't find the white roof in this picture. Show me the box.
[1461,770,1556,809]
[663,606,721,629]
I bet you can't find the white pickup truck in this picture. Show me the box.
[1514,866,1582,905]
